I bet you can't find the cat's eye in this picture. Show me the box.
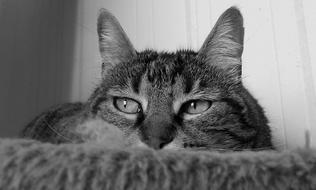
[181,100,211,115]
[114,97,142,114]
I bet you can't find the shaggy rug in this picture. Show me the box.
[0,138,315,190]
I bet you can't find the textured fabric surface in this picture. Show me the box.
[0,138,315,190]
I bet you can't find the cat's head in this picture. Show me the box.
[82,7,273,151]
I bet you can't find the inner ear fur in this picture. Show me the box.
[198,7,244,81]
[97,9,136,75]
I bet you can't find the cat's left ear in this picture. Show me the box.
[198,7,244,80]
[97,9,136,75]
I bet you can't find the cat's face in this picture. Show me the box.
[81,7,273,151]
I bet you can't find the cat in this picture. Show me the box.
[21,7,274,151]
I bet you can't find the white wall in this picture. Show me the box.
[1,0,315,150]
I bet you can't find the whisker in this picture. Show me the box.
[43,119,78,143]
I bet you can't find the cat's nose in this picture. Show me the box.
[144,136,173,150]
[140,113,175,150]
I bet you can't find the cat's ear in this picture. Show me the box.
[198,7,244,80]
[97,9,136,75]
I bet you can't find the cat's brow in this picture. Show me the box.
[131,72,142,93]
[107,88,134,97]
[189,79,202,94]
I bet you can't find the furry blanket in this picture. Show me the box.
[0,139,315,190]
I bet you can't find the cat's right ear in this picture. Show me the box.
[97,9,136,76]
[197,7,244,82]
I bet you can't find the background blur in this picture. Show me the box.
[0,0,315,149]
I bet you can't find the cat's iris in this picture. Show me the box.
[182,100,211,115]
[114,97,141,114]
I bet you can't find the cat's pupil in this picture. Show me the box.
[123,99,127,108]
[191,102,196,109]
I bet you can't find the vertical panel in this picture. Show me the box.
[62,0,81,102]
[76,0,100,100]
[54,0,64,103]
[302,0,316,147]
[0,0,19,136]
[69,23,84,102]
[135,0,154,50]
[185,0,199,50]
[269,0,309,148]
[185,0,212,50]
[195,0,212,48]
[37,0,58,109]
[151,0,187,50]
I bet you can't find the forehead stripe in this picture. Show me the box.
[184,75,193,94]
[131,72,142,94]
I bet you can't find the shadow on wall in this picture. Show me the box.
[0,0,78,137]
